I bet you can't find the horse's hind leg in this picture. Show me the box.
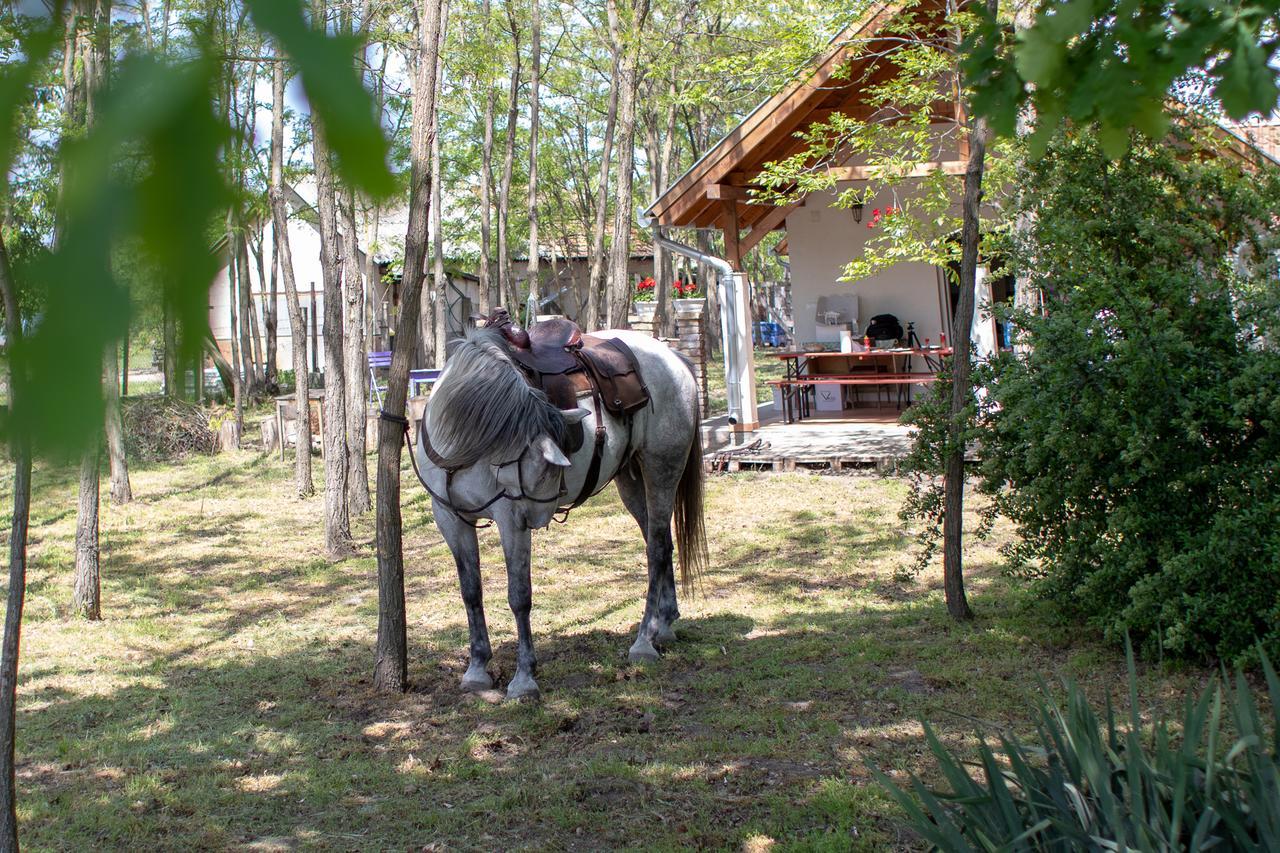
[436,507,493,692]
[626,464,682,663]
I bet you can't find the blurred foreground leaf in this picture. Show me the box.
[245,0,393,199]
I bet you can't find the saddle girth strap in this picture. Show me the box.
[569,353,609,509]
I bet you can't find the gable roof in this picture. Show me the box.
[645,0,956,239]
[647,1,1280,263]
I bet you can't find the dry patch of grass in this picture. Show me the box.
[1,452,1214,850]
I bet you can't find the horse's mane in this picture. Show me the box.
[424,326,568,470]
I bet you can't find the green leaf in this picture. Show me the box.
[245,0,394,199]
[1217,22,1279,118]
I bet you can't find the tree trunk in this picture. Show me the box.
[429,0,451,366]
[247,234,268,388]
[237,232,260,397]
[941,118,989,622]
[525,0,542,314]
[376,0,444,693]
[605,0,648,329]
[644,104,669,337]
[342,188,370,514]
[103,341,131,503]
[163,306,179,397]
[585,39,621,332]
[477,0,495,316]
[697,228,720,352]
[270,52,314,498]
[265,224,279,390]
[226,217,244,441]
[311,0,354,559]
[72,440,102,620]
[0,228,32,852]
[496,16,521,311]
[71,0,110,624]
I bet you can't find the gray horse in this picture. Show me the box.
[414,326,708,700]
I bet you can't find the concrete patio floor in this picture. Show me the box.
[700,402,916,471]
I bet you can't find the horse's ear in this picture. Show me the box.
[561,407,590,426]
[535,434,572,468]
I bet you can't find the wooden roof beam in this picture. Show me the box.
[739,200,801,255]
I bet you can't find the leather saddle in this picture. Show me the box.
[480,308,650,417]
[478,308,650,510]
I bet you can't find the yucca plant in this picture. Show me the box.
[873,646,1280,851]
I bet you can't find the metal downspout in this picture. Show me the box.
[639,217,742,425]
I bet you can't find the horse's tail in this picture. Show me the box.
[674,416,709,596]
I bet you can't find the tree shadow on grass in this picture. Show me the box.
[14,584,1141,852]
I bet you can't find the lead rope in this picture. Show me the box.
[380,408,495,529]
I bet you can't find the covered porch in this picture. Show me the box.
[645,0,971,442]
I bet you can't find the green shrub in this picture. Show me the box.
[905,130,1280,663]
[873,645,1280,851]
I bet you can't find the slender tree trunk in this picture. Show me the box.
[429,124,445,361]
[103,341,131,503]
[477,0,495,316]
[311,0,354,559]
[72,0,110,622]
[163,307,179,397]
[226,218,244,442]
[248,234,268,387]
[237,234,260,397]
[585,41,621,332]
[606,0,649,329]
[72,440,102,619]
[265,224,279,389]
[941,116,988,622]
[525,0,542,314]
[0,228,32,852]
[341,188,370,514]
[644,104,669,337]
[697,228,720,352]
[376,0,444,693]
[270,52,313,497]
[496,16,521,311]
[434,0,451,362]
[655,79,679,336]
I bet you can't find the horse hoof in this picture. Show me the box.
[628,641,660,664]
[460,675,493,693]
[506,674,541,702]
[655,626,677,645]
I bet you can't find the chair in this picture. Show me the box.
[409,368,441,397]
[368,350,393,405]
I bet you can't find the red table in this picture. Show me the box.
[771,347,951,422]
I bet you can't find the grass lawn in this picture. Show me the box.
[704,347,789,416]
[3,450,1216,850]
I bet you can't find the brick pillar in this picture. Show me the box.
[669,298,708,414]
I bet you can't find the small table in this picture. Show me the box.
[274,389,326,461]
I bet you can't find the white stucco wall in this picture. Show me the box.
[209,216,330,372]
[785,123,963,347]
[786,186,951,347]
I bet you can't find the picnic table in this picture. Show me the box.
[770,346,952,423]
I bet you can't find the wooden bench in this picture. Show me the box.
[769,373,937,422]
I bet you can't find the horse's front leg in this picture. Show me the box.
[497,518,539,700]
[436,505,493,692]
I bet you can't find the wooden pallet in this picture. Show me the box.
[704,452,905,474]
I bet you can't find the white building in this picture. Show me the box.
[208,183,481,375]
